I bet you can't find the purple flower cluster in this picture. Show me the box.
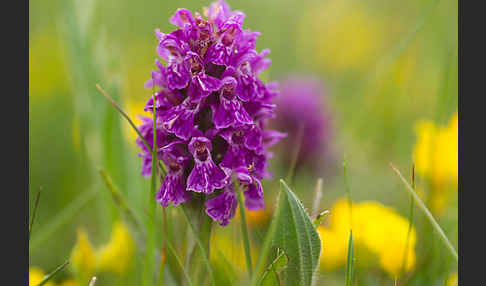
[136,0,285,226]
[271,76,333,170]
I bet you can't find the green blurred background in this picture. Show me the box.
[29,0,457,285]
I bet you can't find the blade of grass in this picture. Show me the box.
[345,231,355,286]
[95,84,167,176]
[143,84,159,286]
[88,277,97,286]
[99,169,145,244]
[180,206,216,286]
[165,237,194,286]
[343,158,353,227]
[29,187,42,241]
[37,261,69,286]
[400,164,416,276]
[100,169,186,284]
[390,163,458,262]
[158,207,167,286]
[236,183,253,277]
[30,189,98,252]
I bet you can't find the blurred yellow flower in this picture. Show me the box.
[70,221,135,278]
[29,267,55,286]
[318,198,416,277]
[414,113,458,186]
[446,272,458,286]
[96,221,135,274]
[413,113,458,215]
[71,229,96,277]
[317,227,348,271]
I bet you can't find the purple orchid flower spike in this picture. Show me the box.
[135,0,285,225]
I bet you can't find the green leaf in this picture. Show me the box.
[259,248,289,286]
[257,180,321,286]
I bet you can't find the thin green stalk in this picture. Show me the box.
[96,84,167,176]
[88,277,97,286]
[345,231,355,286]
[37,261,69,286]
[180,206,216,286]
[343,158,353,227]
[158,208,167,286]
[99,169,145,245]
[401,164,416,276]
[142,91,159,286]
[236,184,253,277]
[29,187,42,241]
[250,197,281,286]
[165,238,194,286]
[390,163,458,262]
[30,189,98,252]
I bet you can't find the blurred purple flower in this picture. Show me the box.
[271,76,334,170]
[136,0,284,225]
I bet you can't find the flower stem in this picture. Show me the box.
[181,205,216,286]
[142,91,158,286]
[236,186,253,277]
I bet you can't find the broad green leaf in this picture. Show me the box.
[265,180,322,286]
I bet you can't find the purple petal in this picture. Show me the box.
[157,174,191,207]
[170,9,195,28]
[205,188,237,226]
[243,180,265,210]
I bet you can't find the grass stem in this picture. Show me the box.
[37,261,69,286]
[180,206,216,286]
[390,163,458,262]
[236,184,253,277]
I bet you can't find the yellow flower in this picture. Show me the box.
[317,198,417,277]
[71,229,96,277]
[29,267,56,286]
[446,272,458,286]
[96,221,135,274]
[317,227,348,271]
[413,113,458,215]
[414,113,458,186]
